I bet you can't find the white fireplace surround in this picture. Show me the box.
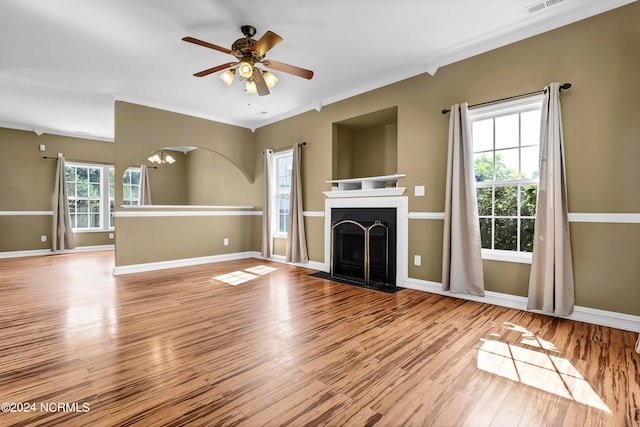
[324,195,408,285]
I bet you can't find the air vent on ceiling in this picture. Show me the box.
[525,0,564,15]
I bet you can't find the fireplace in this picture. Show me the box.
[331,208,397,288]
[323,183,408,288]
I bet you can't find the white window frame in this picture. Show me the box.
[271,149,293,239]
[123,167,141,206]
[65,162,114,233]
[469,95,543,264]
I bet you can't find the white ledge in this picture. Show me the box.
[323,187,406,198]
[119,205,254,209]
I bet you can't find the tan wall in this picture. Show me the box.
[352,123,397,178]
[252,3,640,315]
[113,101,260,267]
[0,128,114,251]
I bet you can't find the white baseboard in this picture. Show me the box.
[112,251,261,275]
[402,277,640,333]
[0,245,114,259]
[264,254,327,271]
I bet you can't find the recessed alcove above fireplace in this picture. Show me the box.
[332,106,397,180]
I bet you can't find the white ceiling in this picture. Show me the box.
[0,0,635,141]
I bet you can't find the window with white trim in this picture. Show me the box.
[271,149,293,237]
[65,163,115,231]
[123,167,141,206]
[469,96,542,261]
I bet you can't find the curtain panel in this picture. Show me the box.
[139,165,152,205]
[285,143,308,263]
[527,82,575,315]
[442,103,485,296]
[52,154,75,251]
[261,149,273,258]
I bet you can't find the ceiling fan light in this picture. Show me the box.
[219,69,235,86]
[238,60,253,78]
[245,80,257,94]
[263,71,278,88]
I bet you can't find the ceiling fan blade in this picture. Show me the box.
[193,62,236,77]
[251,31,283,57]
[182,36,232,55]
[253,69,270,96]
[263,60,314,79]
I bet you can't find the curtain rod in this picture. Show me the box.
[266,141,307,154]
[441,83,572,114]
[43,156,158,169]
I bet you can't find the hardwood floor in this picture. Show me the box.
[1,251,638,426]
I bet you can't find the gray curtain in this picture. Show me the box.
[52,154,75,251]
[285,143,308,263]
[139,165,152,205]
[442,103,485,296]
[527,82,575,315]
[261,149,273,258]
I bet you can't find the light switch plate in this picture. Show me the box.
[415,185,425,197]
[414,255,422,266]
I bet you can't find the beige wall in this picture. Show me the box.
[113,101,260,266]
[0,128,115,251]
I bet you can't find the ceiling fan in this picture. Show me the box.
[182,25,314,96]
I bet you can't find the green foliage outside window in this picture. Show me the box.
[474,153,538,252]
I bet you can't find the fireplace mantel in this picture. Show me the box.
[324,174,406,198]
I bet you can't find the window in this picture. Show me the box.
[272,150,293,237]
[65,163,114,231]
[123,167,141,206]
[469,96,542,261]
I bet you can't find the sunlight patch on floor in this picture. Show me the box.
[477,323,610,413]
[213,265,278,286]
[214,271,258,286]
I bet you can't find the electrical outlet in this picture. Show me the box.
[108,233,114,239]
[223,238,229,246]
[40,235,47,242]
[414,255,422,266]
[415,185,425,197]
[39,144,46,152]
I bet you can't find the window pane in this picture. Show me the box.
[479,218,492,249]
[494,218,517,250]
[131,186,139,199]
[77,182,88,197]
[77,214,89,228]
[495,149,519,180]
[77,168,88,182]
[68,200,76,213]
[131,171,140,185]
[123,172,130,184]
[476,187,493,216]
[90,214,100,228]
[89,183,100,197]
[495,114,519,150]
[521,110,541,147]
[494,186,518,216]
[70,215,76,229]
[472,119,493,152]
[65,167,75,182]
[66,183,76,197]
[123,185,131,198]
[521,146,539,179]
[89,168,101,183]
[520,219,535,252]
[89,200,100,213]
[474,153,494,181]
[520,185,538,217]
[77,200,88,213]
